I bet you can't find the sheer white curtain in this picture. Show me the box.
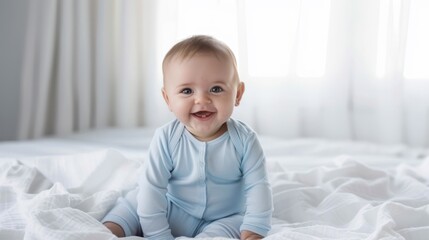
[18,0,159,139]
[148,0,429,147]
[19,0,429,147]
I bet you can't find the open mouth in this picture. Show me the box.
[192,111,214,119]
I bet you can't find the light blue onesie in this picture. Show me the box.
[102,118,273,239]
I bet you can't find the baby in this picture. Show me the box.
[103,35,273,240]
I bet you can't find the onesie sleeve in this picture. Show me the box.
[101,188,142,236]
[240,133,273,236]
[137,128,175,240]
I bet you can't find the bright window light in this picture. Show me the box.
[176,0,239,62]
[245,0,300,78]
[376,0,389,78]
[404,0,429,79]
[376,0,401,78]
[245,0,330,78]
[296,0,331,77]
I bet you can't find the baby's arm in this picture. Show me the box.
[102,188,142,237]
[240,133,273,237]
[137,129,174,240]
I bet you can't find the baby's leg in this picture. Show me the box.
[166,201,202,237]
[195,214,242,238]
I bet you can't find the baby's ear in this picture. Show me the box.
[161,88,172,111]
[235,82,245,106]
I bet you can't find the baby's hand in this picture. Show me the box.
[240,230,263,240]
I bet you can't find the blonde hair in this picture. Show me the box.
[162,35,239,83]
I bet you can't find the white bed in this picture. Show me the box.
[1,127,429,240]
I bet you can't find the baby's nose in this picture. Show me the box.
[195,93,212,104]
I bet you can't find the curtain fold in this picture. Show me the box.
[75,0,92,132]
[19,0,58,139]
[94,0,114,129]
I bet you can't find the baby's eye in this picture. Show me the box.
[180,88,193,95]
[210,86,223,93]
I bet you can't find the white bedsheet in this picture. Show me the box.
[1,128,429,240]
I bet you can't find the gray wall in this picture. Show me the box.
[0,0,28,141]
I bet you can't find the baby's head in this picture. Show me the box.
[161,35,245,141]
[162,35,239,84]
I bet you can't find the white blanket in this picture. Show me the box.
[0,150,141,240]
[267,157,429,240]
[1,149,429,240]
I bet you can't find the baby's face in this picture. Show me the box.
[162,53,244,141]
